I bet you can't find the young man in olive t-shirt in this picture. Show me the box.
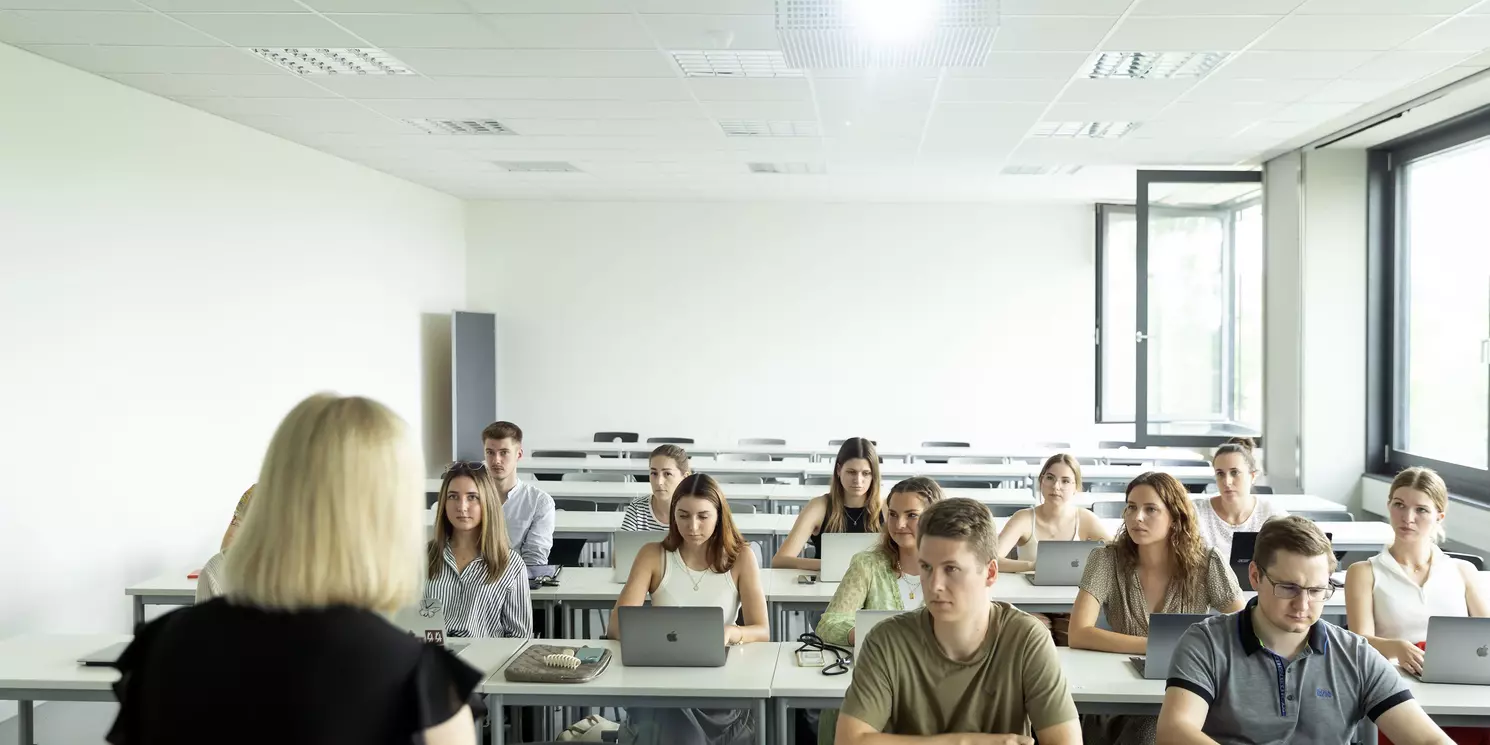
[837,498,1081,745]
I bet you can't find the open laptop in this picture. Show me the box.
[1029,541,1103,586]
[1417,617,1490,685]
[1230,531,1333,591]
[854,610,901,659]
[612,530,667,583]
[820,533,881,583]
[1130,613,1209,679]
[393,600,469,653]
[78,642,130,667]
[618,606,727,667]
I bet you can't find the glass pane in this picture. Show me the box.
[1101,209,1136,422]
[1400,137,1490,468]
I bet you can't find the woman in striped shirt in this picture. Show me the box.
[425,461,533,638]
[620,444,692,532]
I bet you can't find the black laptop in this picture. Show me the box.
[1230,530,1333,591]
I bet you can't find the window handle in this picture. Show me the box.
[1136,331,1150,343]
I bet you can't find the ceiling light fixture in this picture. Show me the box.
[844,0,938,45]
[1030,121,1138,139]
[747,162,826,174]
[1086,51,1228,80]
[251,48,413,76]
[406,119,517,135]
[494,161,583,173]
[670,50,804,78]
[1000,165,1084,176]
[776,0,998,69]
[718,120,821,137]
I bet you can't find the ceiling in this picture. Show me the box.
[4,0,1490,202]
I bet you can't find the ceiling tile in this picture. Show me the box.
[168,13,367,46]
[1058,78,1198,104]
[928,102,1050,133]
[813,76,939,105]
[639,13,779,50]
[1269,101,1364,122]
[936,77,1068,102]
[703,100,817,120]
[1132,0,1304,14]
[1104,16,1284,51]
[990,16,1117,51]
[180,96,379,118]
[1303,77,1409,103]
[1152,101,1286,122]
[999,0,1133,13]
[688,77,813,101]
[482,13,655,49]
[301,0,476,10]
[1180,78,1328,103]
[140,0,307,10]
[1295,0,1480,12]
[0,9,212,45]
[1211,50,1381,78]
[20,43,280,73]
[388,48,677,78]
[326,13,505,47]
[1398,16,1490,51]
[359,97,516,119]
[1253,15,1450,51]
[104,72,335,98]
[0,0,137,7]
[631,0,771,12]
[501,118,719,137]
[1124,119,1255,139]
[1341,50,1479,80]
[948,51,1090,78]
[1044,100,1174,121]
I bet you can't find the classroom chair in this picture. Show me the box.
[805,475,832,486]
[828,439,877,446]
[714,475,765,484]
[554,499,598,511]
[739,437,786,446]
[645,436,694,444]
[716,452,770,462]
[1100,441,1136,449]
[988,504,1024,518]
[1154,458,1211,468]
[593,431,638,443]
[1291,510,1354,522]
[529,450,587,459]
[1254,485,1275,494]
[1039,441,1073,449]
[922,440,971,448]
[560,473,632,483]
[1446,551,1485,570]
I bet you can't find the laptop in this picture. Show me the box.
[613,531,667,583]
[393,600,469,653]
[78,641,130,667]
[618,606,727,667]
[1418,617,1490,685]
[820,533,881,583]
[1230,531,1333,591]
[854,610,901,658]
[1129,613,1209,679]
[1028,541,1103,586]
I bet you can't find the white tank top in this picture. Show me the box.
[653,547,741,624]
[1368,547,1469,642]
[1015,508,1081,562]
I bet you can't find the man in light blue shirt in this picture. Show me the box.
[482,421,554,566]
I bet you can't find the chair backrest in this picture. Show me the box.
[829,439,878,447]
[1038,442,1073,449]
[1253,485,1274,494]
[1446,552,1486,571]
[717,453,771,462]
[554,499,598,512]
[1092,501,1126,519]
[1099,441,1136,449]
[561,472,632,483]
[921,441,970,449]
[646,436,694,445]
[548,539,589,568]
[738,438,786,446]
[713,475,765,484]
[805,475,833,486]
[1154,458,1210,468]
[1292,510,1353,522]
[593,431,639,443]
[948,457,1007,465]
[988,504,1025,518]
[529,450,586,459]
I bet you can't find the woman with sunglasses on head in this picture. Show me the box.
[197,486,256,603]
[621,444,692,531]
[1069,471,1244,745]
[773,437,884,570]
[425,461,532,639]
[1195,437,1288,562]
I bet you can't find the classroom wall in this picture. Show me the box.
[1262,152,1305,494]
[465,200,1099,447]
[0,39,467,658]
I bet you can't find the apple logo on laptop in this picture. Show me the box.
[666,631,679,642]
[1070,560,1080,568]
[1477,645,1488,658]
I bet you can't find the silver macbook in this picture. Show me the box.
[854,610,902,658]
[1418,616,1490,685]
[1028,541,1103,586]
[1130,613,1209,679]
[618,606,727,667]
[613,531,667,583]
[393,600,469,652]
[78,642,130,667]
[820,533,881,583]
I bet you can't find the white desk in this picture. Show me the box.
[125,572,196,626]
[530,441,1204,466]
[0,634,127,745]
[480,638,778,745]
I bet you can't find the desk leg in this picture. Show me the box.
[775,698,790,745]
[18,700,34,745]
[489,695,504,745]
[132,597,145,629]
[756,699,768,745]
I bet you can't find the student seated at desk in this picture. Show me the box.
[426,460,532,638]
[1158,516,1453,745]
[1070,471,1243,745]
[1195,438,1287,562]
[773,437,884,571]
[621,444,692,531]
[197,485,257,603]
[816,477,944,745]
[482,420,554,565]
[109,394,482,745]
[836,498,1081,745]
[609,473,769,745]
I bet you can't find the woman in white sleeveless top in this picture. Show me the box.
[993,454,1109,573]
[1345,467,1488,678]
[610,473,768,745]
[1193,437,1288,562]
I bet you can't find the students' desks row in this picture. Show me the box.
[531,440,1205,465]
[6,634,1486,745]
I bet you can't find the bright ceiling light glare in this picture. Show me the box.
[844,0,939,45]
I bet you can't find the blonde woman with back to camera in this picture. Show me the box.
[107,394,481,745]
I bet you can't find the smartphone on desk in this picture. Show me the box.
[796,574,818,585]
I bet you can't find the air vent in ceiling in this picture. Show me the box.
[1086,51,1228,80]
[405,119,517,135]
[747,162,826,174]
[776,0,999,69]
[719,120,821,137]
[251,48,413,76]
[1030,121,1138,139]
[671,50,803,78]
[1001,165,1084,176]
[494,161,583,173]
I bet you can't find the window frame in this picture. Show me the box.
[1095,203,1135,424]
[1368,105,1490,506]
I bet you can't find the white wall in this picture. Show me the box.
[0,40,467,651]
[466,201,1097,447]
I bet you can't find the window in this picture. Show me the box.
[1097,206,1136,423]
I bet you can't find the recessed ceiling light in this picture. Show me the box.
[747,162,826,175]
[718,120,821,137]
[1030,121,1138,139]
[1086,51,1228,80]
[251,48,413,76]
[776,0,998,68]
[494,161,583,173]
[1001,165,1084,176]
[671,50,803,78]
[405,119,517,135]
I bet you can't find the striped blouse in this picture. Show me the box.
[620,496,667,532]
[424,545,533,639]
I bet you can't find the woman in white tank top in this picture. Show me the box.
[609,474,769,745]
[993,454,1109,573]
[1193,438,1288,562]
[1345,467,1488,678]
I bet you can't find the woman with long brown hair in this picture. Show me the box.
[1069,471,1243,745]
[425,460,531,638]
[772,437,885,570]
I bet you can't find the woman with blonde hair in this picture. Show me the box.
[773,437,884,570]
[426,460,532,638]
[197,486,255,603]
[1069,471,1244,745]
[108,394,481,745]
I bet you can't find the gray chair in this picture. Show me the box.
[717,452,771,462]
[646,436,694,444]
[1038,441,1072,449]
[805,475,833,486]
[922,441,970,448]
[529,450,586,459]
[1099,441,1136,449]
[829,439,877,447]
[561,472,631,483]
[1293,510,1353,522]
[1447,551,1485,570]
[739,437,786,446]
[593,431,638,443]
[1254,485,1275,494]
[554,499,597,511]
[988,504,1025,517]
[714,475,765,484]
[1092,500,1126,518]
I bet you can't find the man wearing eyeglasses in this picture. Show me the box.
[1157,515,1452,745]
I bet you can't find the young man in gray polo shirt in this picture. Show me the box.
[482,421,554,566]
[1157,516,1451,745]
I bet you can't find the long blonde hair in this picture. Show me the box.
[225,394,424,614]
[1389,466,1449,543]
[428,462,513,582]
[825,437,884,534]
[876,477,945,573]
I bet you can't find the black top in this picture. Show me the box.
[809,505,870,556]
[107,598,483,745]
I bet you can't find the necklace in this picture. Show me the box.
[845,508,865,531]
[678,554,708,592]
[899,573,922,600]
